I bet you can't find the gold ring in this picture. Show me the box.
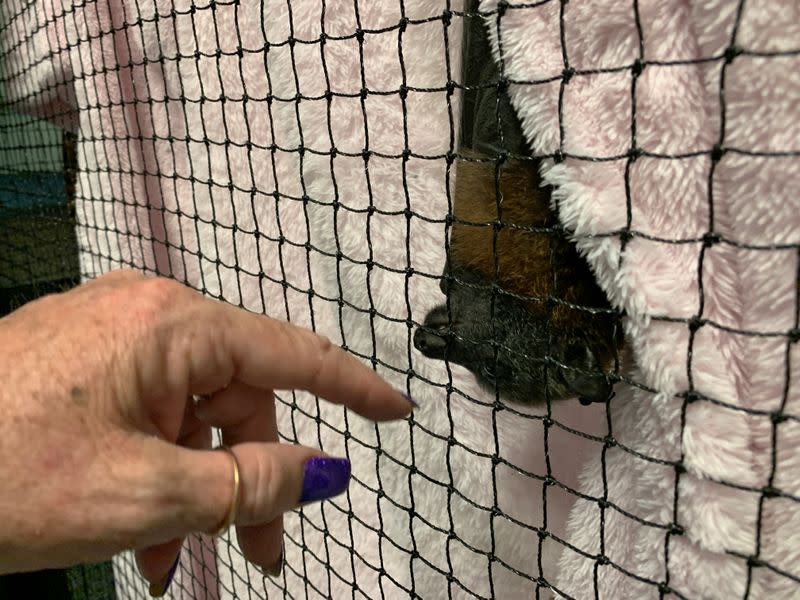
[208,445,241,537]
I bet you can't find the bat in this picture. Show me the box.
[413,19,622,405]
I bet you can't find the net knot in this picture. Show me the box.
[685,390,700,403]
[771,411,787,424]
[747,556,764,568]
[724,46,742,64]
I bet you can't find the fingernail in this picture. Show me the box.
[398,391,419,408]
[265,543,284,577]
[149,554,179,597]
[299,457,351,503]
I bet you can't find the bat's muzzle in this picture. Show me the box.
[413,305,453,359]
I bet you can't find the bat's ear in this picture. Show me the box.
[562,345,613,404]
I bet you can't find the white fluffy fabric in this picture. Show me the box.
[483,0,800,597]
[3,0,798,598]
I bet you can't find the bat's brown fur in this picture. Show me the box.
[451,154,553,305]
[451,152,616,352]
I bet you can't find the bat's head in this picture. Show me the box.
[414,263,619,405]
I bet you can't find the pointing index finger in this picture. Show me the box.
[192,298,414,421]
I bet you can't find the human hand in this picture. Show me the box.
[0,270,413,593]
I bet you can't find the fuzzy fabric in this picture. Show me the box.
[3,0,798,599]
[480,0,800,597]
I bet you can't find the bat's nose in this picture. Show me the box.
[414,305,453,359]
[413,326,449,358]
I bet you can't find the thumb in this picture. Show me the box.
[161,441,351,534]
[201,442,352,528]
[133,439,351,585]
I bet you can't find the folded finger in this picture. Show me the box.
[137,401,212,595]
[195,382,285,571]
[193,382,275,435]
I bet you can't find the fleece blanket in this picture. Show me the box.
[3,0,798,598]
[484,0,800,597]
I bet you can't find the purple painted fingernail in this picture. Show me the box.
[265,542,284,577]
[401,393,419,408]
[299,457,351,503]
[149,553,179,597]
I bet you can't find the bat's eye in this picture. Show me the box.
[481,362,502,386]
[565,342,589,365]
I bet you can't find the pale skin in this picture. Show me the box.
[0,269,413,588]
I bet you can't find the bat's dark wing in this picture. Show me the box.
[460,10,530,158]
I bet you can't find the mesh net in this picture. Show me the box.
[0,110,79,309]
[1,0,799,598]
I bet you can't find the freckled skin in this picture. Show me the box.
[414,153,622,405]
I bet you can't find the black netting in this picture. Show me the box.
[0,109,79,309]
[2,0,798,598]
